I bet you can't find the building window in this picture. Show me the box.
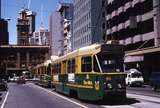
[141,0,153,14]
[102,12,105,18]
[141,18,154,34]
[102,23,105,29]
[102,0,105,7]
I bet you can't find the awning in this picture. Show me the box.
[125,47,160,56]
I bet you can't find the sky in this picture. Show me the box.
[2,0,72,44]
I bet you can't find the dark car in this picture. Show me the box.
[0,79,8,91]
[17,76,26,84]
[150,72,160,91]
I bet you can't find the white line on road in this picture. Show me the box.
[29,83,88,108]
[1,91,9,108]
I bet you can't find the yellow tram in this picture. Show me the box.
[50,43,126,101]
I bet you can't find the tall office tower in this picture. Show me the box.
[0,19,9,45]
[17,8,36,45]
[26,10,36,37]
[73,0,106,50]
[58,3,73,55]
[17,8,30,45]
[0,0,9,45]
[49,11,63,56]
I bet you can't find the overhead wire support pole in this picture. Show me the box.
[95,55,103,73]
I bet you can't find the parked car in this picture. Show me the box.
[125,69,144,87]
[0,79,8,91]
[17,76,26,84]
[9,76,19,82]
[150,72,160,91]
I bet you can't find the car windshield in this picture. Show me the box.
[132,73,142,78]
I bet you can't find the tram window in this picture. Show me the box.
[68,60,71,73]
[81,56,92,72]
[58,63,61,73]
[67,59,75,73]
[71,59,75,73]
[52,64,58,74]
[94,54,123,73]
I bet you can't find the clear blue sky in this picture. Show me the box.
[2,0,72,44]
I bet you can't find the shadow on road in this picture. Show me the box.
[81,97,140,106]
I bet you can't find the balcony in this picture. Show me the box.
[111,11,118,18]
[132,0,141,7]
[112,26,118,33]
[119,40,125,45]
[142,11,153,22]
[125,37,133,45]
[106,29,111,35]
[133,35,142,43]
[118,23,125,31]
[106,14,111,20]
[142,32,155,41]
[118,6,124,15]
[125,20,130,28]
[124,1,132,11]
[137,15,142,22]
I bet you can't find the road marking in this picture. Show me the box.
[1,91,9,108]
[29,83,88,108]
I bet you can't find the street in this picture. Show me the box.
[0,83,160,108]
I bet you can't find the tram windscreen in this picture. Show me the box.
[94,53,123,73]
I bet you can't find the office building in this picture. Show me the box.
[106,0,160,81]
[58,3,73,54]
[73,0,106,50]
[26,10,36,36]
[0,19,9,45]
[49,11,63,56]
[0,0,9,45]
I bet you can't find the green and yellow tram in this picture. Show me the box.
[51,43,126,101]
[33,61,52,87]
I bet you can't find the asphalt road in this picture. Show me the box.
[1,83,160,108]
[127,85,160,98]
[1,83,89,108]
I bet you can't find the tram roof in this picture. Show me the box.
[52,43,101,63]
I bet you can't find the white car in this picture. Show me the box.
[9,76,19,82]
[125,69,144,87]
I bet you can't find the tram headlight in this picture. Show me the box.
[117,83,122,89]
[107,83,112,89]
